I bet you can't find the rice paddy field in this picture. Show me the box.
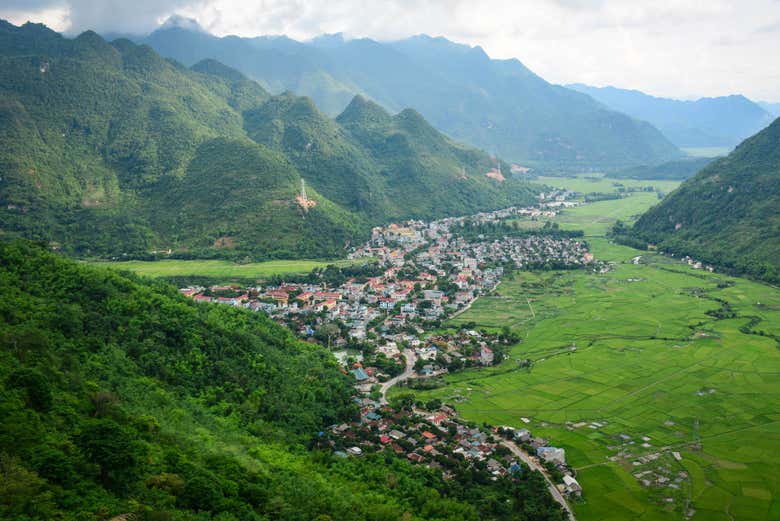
[87,258,356,280]
[399,175,780,521]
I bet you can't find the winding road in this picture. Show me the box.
[375,340,575,519]
[379,348,416,404]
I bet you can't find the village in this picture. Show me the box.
[323,399,582,515]
[180,191,598,393]
[179,191,597,513]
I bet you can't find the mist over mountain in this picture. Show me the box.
[568,83,774,149]
[133,22,682,170]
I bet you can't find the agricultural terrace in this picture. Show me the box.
[398,176,780,521]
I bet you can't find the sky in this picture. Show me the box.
[2,0,779,101]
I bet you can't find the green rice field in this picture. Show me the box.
[398,176,780,521]
[87,258,355,280]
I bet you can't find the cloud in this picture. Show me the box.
[0,0,778,101]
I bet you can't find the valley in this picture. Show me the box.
[1,8,778,521]
[394,176,780,521]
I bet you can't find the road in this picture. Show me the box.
[501,439,576,521]
[379,348,416,404]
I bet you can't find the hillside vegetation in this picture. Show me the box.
[0,241,566,520]
[139,24,682,169]
[621,117,780,282]
[0,21,535,260]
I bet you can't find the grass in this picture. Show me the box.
[396,176,780,521]
[87,258,356,280]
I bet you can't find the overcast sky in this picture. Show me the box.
[2,0,779,101]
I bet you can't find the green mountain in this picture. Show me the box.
[0,21,535,260]
[621,117,780,282]
[138,24,681,170]
[568,84,774,148]
[0,240,566,520]
[609,156,717,180]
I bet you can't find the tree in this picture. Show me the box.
[76,419,147,491]
[6,368,52,412]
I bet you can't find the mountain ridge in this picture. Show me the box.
[0,20,536,260]
[131,23,682,169]
[568,83,774,148]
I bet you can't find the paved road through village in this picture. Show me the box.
[379,348,416,405]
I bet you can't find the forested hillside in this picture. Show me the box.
[620,117,780,282]
[0,241,565,520]
[0,21,535,260]
[139,23,682,169]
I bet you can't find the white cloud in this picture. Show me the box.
[1,0,778,101]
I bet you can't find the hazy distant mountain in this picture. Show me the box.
[0,20,535,259]
[568,83,774,149]
[134,23,681,169]
[609,156,717,181]
[625,116,780,282]
[759,101,780,117]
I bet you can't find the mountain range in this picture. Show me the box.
[130,19,682,170]
[622,115,780,282]
[0,20,535,260]
[568,83,774,149]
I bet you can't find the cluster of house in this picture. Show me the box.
[180,200,594,374]
[681,255,715,272]
[326,402,582,498]
[412,329,500,374]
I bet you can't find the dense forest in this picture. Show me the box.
[0,21,536,261]
[615,117,780,283]
[0,241,565,520]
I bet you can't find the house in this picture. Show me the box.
[563,475,582,495]
[401,303,416,314]
[346,446,363,456]
[388,429,406,440]
[351,368,369,382]
[537,447,566,465]
[421,431,437,441]
[407,453,425,463]
[513,429,531,442]
[480,346,494,365]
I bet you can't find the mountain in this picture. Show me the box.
[621,117,780,282]
[759,101,780,117]
[609,156,717,180]
[0,240,565,520]
[568,83,774,149]
[0,21,535,260]
[136,25,682,169]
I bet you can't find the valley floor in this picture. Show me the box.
[399,176,780,521]
[86,258,357,280]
